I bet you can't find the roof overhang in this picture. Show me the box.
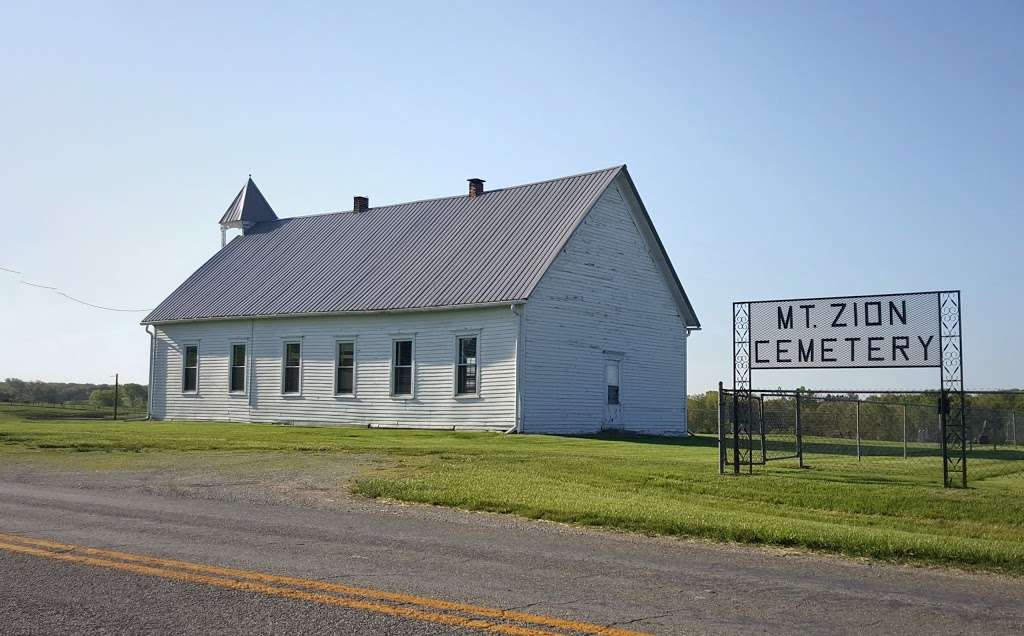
[612,167,701,329]
[140,299,527,326]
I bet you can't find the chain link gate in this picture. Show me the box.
[719,386,803,473]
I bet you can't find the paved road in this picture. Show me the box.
[0,478,1022,635]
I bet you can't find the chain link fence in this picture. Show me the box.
[0,401,147,421]
[701,390,1023,486]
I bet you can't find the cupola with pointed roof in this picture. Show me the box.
[219,177,278,246]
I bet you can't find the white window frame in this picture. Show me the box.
[334,337,357,398]
[390,335,415,399]
[453,331,481,399]
[228,341,248,395]
[181,341,200,395]
[281,339,303,396]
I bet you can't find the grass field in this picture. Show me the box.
[1,403,1022,575]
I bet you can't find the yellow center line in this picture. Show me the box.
[0,532,647,636]
[0,539,540,635]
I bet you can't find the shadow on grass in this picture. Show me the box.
[751,435,1024,460]
[966,448,1024,461]
[564,431,719,448]
[1,407,108,421]
[780,467,941,487]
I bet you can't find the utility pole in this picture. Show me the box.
[113,373,119,421]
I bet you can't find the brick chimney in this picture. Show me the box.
[353,196,369,213]
[467,178,485,198]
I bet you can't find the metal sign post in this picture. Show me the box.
[938,291,966,488]
[732,302,753,474]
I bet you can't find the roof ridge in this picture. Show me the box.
[274,165,626,222]
[143,164,700,327]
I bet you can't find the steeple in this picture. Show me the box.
[219,176,278,246]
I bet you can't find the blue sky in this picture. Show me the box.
[0,1,1021,392]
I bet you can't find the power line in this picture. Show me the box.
[52,289,152,313]
[4,267,152,313]
[20,280,57,290]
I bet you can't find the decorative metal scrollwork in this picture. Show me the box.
[938,291,966,488]
[733,303,751,391]
[731,302,754,472]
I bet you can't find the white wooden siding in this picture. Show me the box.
[522,181,688,435]
[150,306,517,431]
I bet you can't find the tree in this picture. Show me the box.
[687,391,720,433]
[122,383,148,409]
[0,378,147,405]
[89,388,122,408]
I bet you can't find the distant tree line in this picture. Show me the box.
[687,391,721,433]
[0,378,148,410]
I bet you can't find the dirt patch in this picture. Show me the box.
[0,450,386,510]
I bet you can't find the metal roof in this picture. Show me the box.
[144,166,698,326]
[218,177,278,226]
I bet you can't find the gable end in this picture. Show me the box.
[523,166,699,328]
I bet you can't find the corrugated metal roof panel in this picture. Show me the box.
[144,167,626,323]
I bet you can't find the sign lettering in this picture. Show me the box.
[746,292,941,369]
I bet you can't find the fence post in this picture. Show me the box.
[113,373,118,421]
[903,404,908,459]
[718,381,725,475]
[1013,411,1018,447]
[747,395,756,475]
[758,397,766,465]
[795,391,804,468]
[855,401,861,461]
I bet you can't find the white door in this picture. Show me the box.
[604,358,622,430]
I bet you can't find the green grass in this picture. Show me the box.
[1,403,1022,575]
[0,403,146,421]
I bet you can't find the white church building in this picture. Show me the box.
[143,166,700,434]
